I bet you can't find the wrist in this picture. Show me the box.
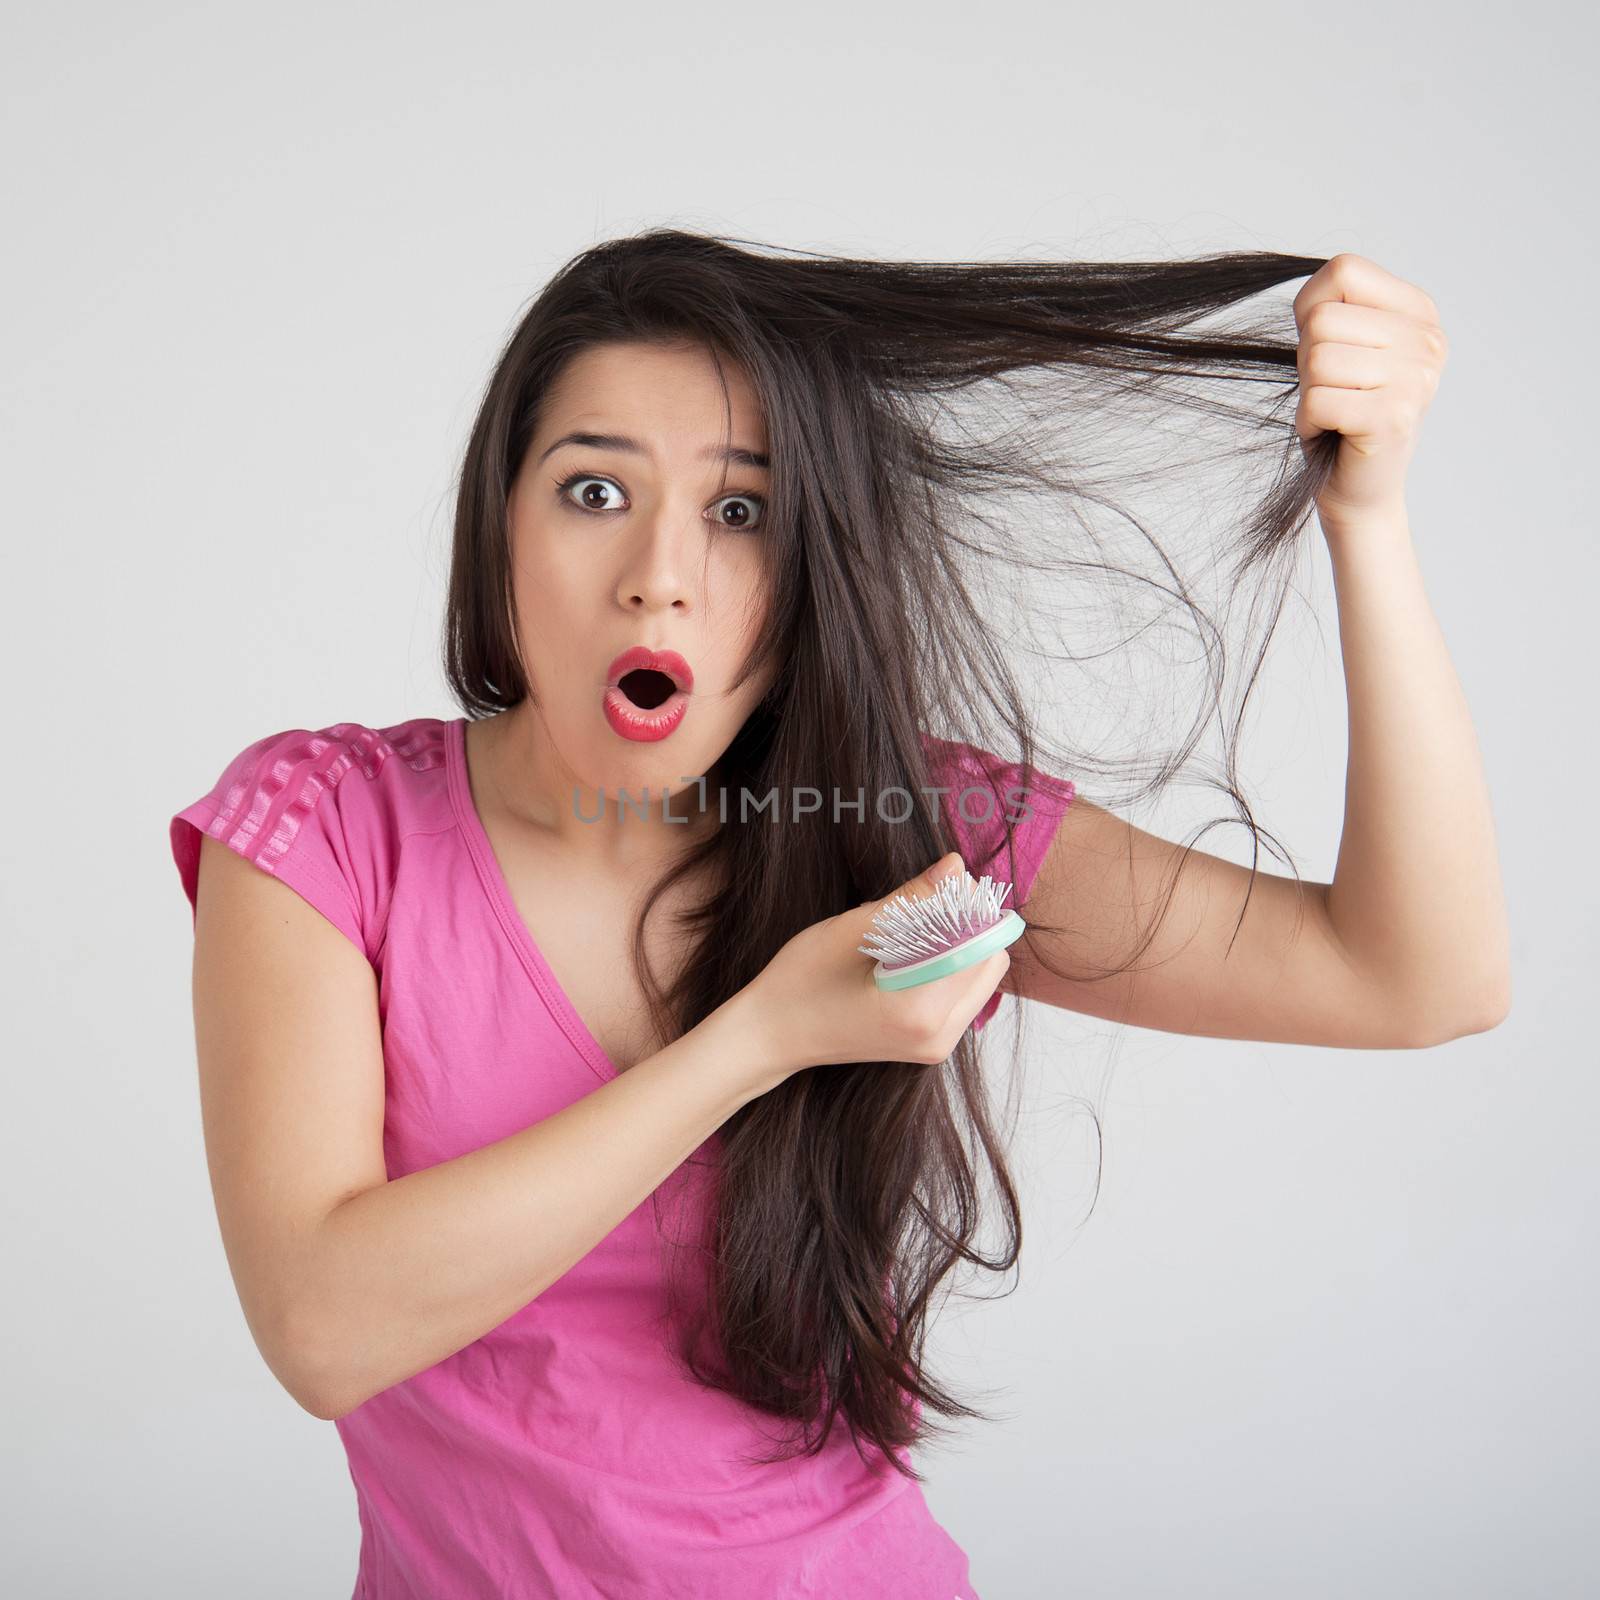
[705,982,800,1104]
[1318,498,1411,543]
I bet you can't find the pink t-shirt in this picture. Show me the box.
[169,715,1075,1599]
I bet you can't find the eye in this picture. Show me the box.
[555,472,626,512]
[710,493,765,532]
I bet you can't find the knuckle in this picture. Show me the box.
[884,994,941,1045]
[1303,300,1337,338]
[889,991,970,1065]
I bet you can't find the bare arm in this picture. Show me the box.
[1007,513,1510,1048]
[301,999,774,1419]
[1009,261,1509,1047]
[1319,509,1510,1034]
[192,839,993,1419]
[190,835,788,1423]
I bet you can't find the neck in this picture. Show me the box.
[469,702,722,866]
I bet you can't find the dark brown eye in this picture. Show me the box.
[712,494,765,531]
[556,473,625,512]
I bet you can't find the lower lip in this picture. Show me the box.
[603,685,689,742]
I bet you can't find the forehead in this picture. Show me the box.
[540,340,768,449]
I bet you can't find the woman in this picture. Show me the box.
[170,229,1505,1598]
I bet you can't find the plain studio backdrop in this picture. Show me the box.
[3,3,1593,1596]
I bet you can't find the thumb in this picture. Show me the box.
[854,853,967,915]
[924,851,966,888]
[890,851,966,904]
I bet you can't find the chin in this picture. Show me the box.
[581,732,711,794]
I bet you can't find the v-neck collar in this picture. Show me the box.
[446,715,620,1087]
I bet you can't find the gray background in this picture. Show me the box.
[4,2,1593,1595]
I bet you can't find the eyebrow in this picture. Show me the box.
[536,430,770,470]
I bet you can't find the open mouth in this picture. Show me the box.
[603,646,694,742]
[616,668,679,710]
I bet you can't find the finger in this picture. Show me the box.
[895,851,965,904]
[856,852,966,913]
[1298,299,1415,352]
[1293,253,1438,333]
[1298,341,1390,392]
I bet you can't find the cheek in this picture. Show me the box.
[508,551,591,697]
[514,535,590,628]
[727,552,773,638]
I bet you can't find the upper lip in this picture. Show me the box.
[606,645,694,693]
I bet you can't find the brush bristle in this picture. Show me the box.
[857,871,1014,971]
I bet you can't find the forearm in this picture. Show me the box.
[1321,505,1511,1038]
[289,992,787,1419]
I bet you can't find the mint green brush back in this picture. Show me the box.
[858,869,1026,991]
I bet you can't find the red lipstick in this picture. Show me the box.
[603,645,695,742]
[605,646,695,693]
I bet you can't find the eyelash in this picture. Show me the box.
[552,470,767,530]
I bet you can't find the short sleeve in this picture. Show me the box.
[169,725,371,958]
[921,734,1077,1033]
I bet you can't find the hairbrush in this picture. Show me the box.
[858,869,1026,991]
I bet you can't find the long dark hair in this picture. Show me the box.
[442,227,1335,1480]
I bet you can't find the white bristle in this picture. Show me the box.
[857,871,1013,970]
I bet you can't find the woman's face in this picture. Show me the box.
[504,339,776,820]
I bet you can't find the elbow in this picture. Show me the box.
[292,1372,354,1423]
[291,1345,374,1423]
[276,1348,347,1423]
[290,1386,340,1424]
[1460,968,1513,1038]
[287,1363,365,1424]
[271,1308,360,1423]
[301,1391,361,1424]
[1391,974,1512,1048]
[1464,996,1511,1038]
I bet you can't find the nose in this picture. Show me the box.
[614,506,697,614]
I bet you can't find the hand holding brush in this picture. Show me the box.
[736,851,1022,1079]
